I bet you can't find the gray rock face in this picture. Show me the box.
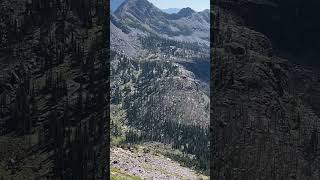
[212,2,320,180]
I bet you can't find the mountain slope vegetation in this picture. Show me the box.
[110,0,210,178]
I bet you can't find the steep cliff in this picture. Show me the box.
[211,1,320,179]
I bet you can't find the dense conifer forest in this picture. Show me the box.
[0,0,108,179]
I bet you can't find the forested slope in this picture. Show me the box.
[0,0,108,179]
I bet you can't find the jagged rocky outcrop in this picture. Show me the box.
[211,1,320,179]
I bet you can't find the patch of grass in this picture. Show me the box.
[110,168,143,180]
[111,136,126,147]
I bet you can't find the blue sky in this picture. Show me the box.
[148,0,210,11]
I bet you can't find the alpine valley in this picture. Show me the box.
[110,0,210,179]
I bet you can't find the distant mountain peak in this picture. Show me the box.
[200,9,210,13]
[115,0,165,20]
[167,7,196,20]
[117,0,153,10]
[177,7,196,16]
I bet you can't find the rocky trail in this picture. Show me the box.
[111,147,208,180]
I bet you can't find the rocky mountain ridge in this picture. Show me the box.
[114,0,210,45]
